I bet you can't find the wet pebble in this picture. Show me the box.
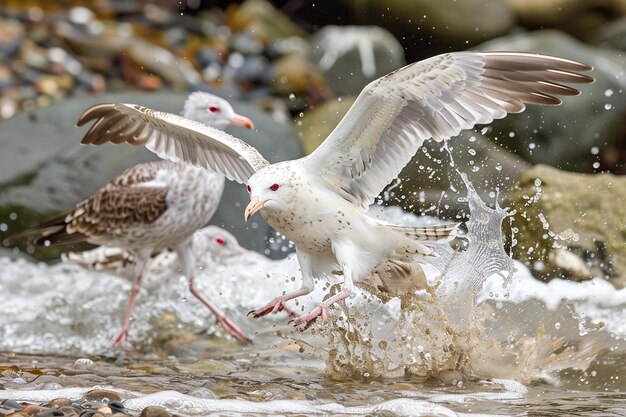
[106,402,124,415]
[34,410,65,417]
[1,400,22,410]
[45,399,72,408]
[138,406,171,417]
[81,390,121,403]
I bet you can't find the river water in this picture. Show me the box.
[1,186,625,416]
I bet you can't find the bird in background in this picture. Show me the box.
[15,92,254,344]
[74,52,594,326]
[62,225,247,281]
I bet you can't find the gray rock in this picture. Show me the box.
[504,164,626,284]
[335,0,514,50]
[0,91,302,259]
[310,26,406,96]
[594,16,626,51]
[477,30,626,173]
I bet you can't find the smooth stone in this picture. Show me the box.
[271,54,331,106]
[126,40,201,87]
[22,404,48,415]
[0,91,302,259]
[45,399,72,408]
[82,390,121,402]
[310,25,406,96]
[34,410,65,417]
[106,402,124,414]
[1,400,22,410]
[504,165,626,284]
[139,406,171,417]
[234,0,307,42]
[477,30,626,173]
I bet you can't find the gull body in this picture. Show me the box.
[17,92,254,343]
[75,52,594,325]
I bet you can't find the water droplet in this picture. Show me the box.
[555,322,561,329]
[604,89,614,97]
[534,178,541,187]
[604,103,613,110]
[508,132,515,138]
[593,162,600,169]
[288,93,295,100]
[528,143,536,150]
[590,146,599,155]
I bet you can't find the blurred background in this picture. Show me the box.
[0,0,624,285]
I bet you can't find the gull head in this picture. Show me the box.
[194,225,247,261]
[244,163,297,222]
[182,91,254,129]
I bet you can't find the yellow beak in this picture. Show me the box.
[230,113,255,129]
[244,196,264,222]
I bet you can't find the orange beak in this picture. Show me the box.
[244,196,264,222]
[230,113,254,129]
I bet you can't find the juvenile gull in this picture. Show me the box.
[62,226,246,280]
[18,92,254,343]
[76,52,594,325]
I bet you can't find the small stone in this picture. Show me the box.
[23,404,48,415]
[1,399,21,410]
[34,75,60,96]
[95,407,110,415]
[139,406,171,417]
[72,358,94,368]
[79,411,101,417]
[57,407,79,417]
[34,410,66,417]
[82,390,121,403]
[106,402,124,414]
[46,399,72,408]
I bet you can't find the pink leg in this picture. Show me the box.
[113,273,143,346]
[293,264,354,326]
[176,238,249,343]
[188,276,250,343]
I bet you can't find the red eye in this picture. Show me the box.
[214,237,226,245]
[208,106,219,113]
[246,185,251,193]
[270,183,279,192]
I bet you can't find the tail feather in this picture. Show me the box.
[9,211,86,245]
[386,222,460,242]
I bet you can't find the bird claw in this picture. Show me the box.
[292,305,328,326]
[250,296,293,318]
[218,316,251,343]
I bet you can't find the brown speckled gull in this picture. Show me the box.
[75,52,594,326]
[18,92,254,344]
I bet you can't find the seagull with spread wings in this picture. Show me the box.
[77,52,594,325]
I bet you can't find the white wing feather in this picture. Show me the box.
[78,104,269,184]
[303,52,593,210]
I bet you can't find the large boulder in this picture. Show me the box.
[339,0,515,53]
[0,91,302,260]
[477,31,626,173]
[504,165,626,285]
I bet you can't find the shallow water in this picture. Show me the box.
[1,201,626,416]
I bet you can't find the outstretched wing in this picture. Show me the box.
[303,52,594,210]
[78,103,269,184]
